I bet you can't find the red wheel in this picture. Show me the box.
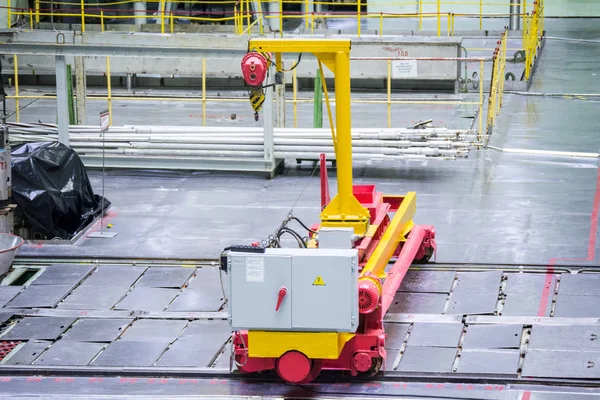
[276,351,312,384]
[298,359,323,384]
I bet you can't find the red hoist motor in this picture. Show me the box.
[241,50,271,121]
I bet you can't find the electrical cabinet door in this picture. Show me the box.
[228,253,292,331]
[291,250,358,332]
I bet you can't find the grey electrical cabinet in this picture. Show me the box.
[227,248,359,332]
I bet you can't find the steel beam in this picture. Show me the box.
[55,55,70,146]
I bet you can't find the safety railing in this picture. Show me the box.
[4,55,498,145]
[522,0,544,80]
[7,0,525,37]
[486,28,507,134]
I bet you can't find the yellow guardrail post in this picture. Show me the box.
[387,59,391,128]
[35,0,39,23]
[202,58,206,126]
[478,59,483,142]
[304,0,308,30]
[80,0,85,32]
[106,57,112,125]
[293,67,298,128]
[101,10,105,32]
[479,0,482,30]
[29,8,33,29]
[437,0,440,36]
[170,11,174,33]
[418,0,422,30]
[357,0,361,37]
[379,12,382,36]
[7,0,11,28]
[246,0,251,30]
[14,55,19,123]
[278,0,283,37]
[311,11,314,34]
[451,13,455,36]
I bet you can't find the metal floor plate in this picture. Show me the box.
[2,340,51,365]
[462,324,522,349]
[407,322,464,347]
[58,285,130,310]
[554,294,600,318]
[457,350,520,375]
[135,267,195,289]
[5,285,76,309]
[31,265,95,286]
[114,287,180,312]
[522,349,600,379]
[558,274,600,296]
[91,341,170,367]
[34,340,106,366]
[156,337,222,367]
[398,270,456,293]
[2,317,76,341]
[0,287,24,308]
[119,320,188,342]
[383,322,410,350]
[387,292,447,314]
[62,318,134,342]
[396,346,457,373]
[528,324,600,351]
[83,265,147,287]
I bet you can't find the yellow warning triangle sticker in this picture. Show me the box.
[312,276,326,286]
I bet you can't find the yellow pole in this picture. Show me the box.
[479,0,482,30]
[387,59,391,128]
[279,0,282,37]
[304,0,308,29]
[35,0,39,23]
[436,0,440,37]
[379,12,382,37]
[418,0,422,30]
[106,57,112,125]
[29,8,33,29]
[7,0,11,28]
[478,60,483,141]
[447,13,450,36]
[452,13,455,35]
[161,3,165,33]
[311,12,314,34]
[170,11,174,33]
[246,0,251,29]
[202,58,206,126]
[80,0,85,32]
[293,67,297,128]
[101,10,105,32]
[14,55,20,123]
[357,0,361,37]
[334,50,352,215]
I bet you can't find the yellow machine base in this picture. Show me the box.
[247,331,355,359]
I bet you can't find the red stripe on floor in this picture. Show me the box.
[537,258,556,317]
[587,166,600,261]
[521,391,532,400]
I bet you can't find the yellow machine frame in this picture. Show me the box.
[246,38,417,359]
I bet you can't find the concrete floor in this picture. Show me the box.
[10,19,600,267]
[0,17,599,400]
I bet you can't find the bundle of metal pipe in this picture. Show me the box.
[7,123,480,165]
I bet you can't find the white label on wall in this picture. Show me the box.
[392,60,418,78]
[246,257,265,282]
[100,110,110,132]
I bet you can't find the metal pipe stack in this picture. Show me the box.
[7,123,481,168]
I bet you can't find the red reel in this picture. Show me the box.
[241,51,269,87]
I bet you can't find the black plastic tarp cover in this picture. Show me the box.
[11,141,110,239]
